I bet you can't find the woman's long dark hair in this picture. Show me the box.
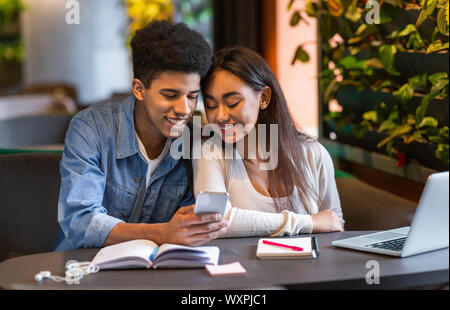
[201,46,319,214]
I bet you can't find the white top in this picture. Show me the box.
[135,132,171,187]
[192,139,344,238]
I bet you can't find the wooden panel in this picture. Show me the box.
[261,0,277,74]
[337,158,425,203]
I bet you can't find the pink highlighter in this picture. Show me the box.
[262,240,304,252]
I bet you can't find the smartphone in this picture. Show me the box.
[194,191,229,217]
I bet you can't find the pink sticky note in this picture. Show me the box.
[205,261,247,277]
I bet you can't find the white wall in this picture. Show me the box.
[276,0,318,137]
[21,0,132,104]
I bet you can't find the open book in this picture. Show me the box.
[91,239,220,269]
[256,237,320,259]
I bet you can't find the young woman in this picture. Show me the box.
[193,46,344,237]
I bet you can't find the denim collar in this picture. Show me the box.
[116,95,139,159]
[116,95,184,174]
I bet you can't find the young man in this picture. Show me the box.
[55,21,228,251]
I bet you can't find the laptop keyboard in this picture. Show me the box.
[366,237,407,252]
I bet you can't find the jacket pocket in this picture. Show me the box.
[150,183,188,223]
[103,179,137,221]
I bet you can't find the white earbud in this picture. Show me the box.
[34,260,99,285]
[34,271,51,282]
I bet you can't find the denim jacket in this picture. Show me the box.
[55,95,194,251]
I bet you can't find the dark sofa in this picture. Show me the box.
[0,153,62,261]
[0,153,417,262]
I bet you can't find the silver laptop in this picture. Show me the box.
[332,171,449,257]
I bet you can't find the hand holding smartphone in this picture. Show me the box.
[194,191,229,217]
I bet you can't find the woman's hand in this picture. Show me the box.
[158,205,229,246]
[311,209,343,233]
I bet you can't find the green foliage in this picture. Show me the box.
[290,11,302,26]
[363,72,449,166]
[292,45,310,64]
[393,83,414,104]
[0,0,24,62]
[436,2,449,34]
[0,0,24,26]
[416,0,438,27]
[379,45,401,76]
[289,0,449,167]
[177,0,212,28]
[305,0,318,17]
[0,38,23,62]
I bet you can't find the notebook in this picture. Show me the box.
[256,237,320,259]
[91,239,220,269]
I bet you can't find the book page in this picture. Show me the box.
[92,239,157,268]
[155,243,209,258]
[153,245,220,268]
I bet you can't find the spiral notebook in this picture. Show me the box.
[256,237,320,259]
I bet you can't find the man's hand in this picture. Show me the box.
[311,209,343,233]
[158,205,228,246]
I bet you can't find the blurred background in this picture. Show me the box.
[1,1,450,266]
[0,0,319,141]
[0,0,449,198]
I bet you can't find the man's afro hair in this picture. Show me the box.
[131,20,212,87]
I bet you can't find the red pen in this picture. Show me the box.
[262,240,303,251]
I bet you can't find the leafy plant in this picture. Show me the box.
[124,0,213,45]
[0,0,23,26]
[289,0,449,167]
[0,38,23,62]
[0,0,24,62]
[360,72,449,165]
[176,0,212,28]
[124,0,174,43]
[174,0,213,44]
